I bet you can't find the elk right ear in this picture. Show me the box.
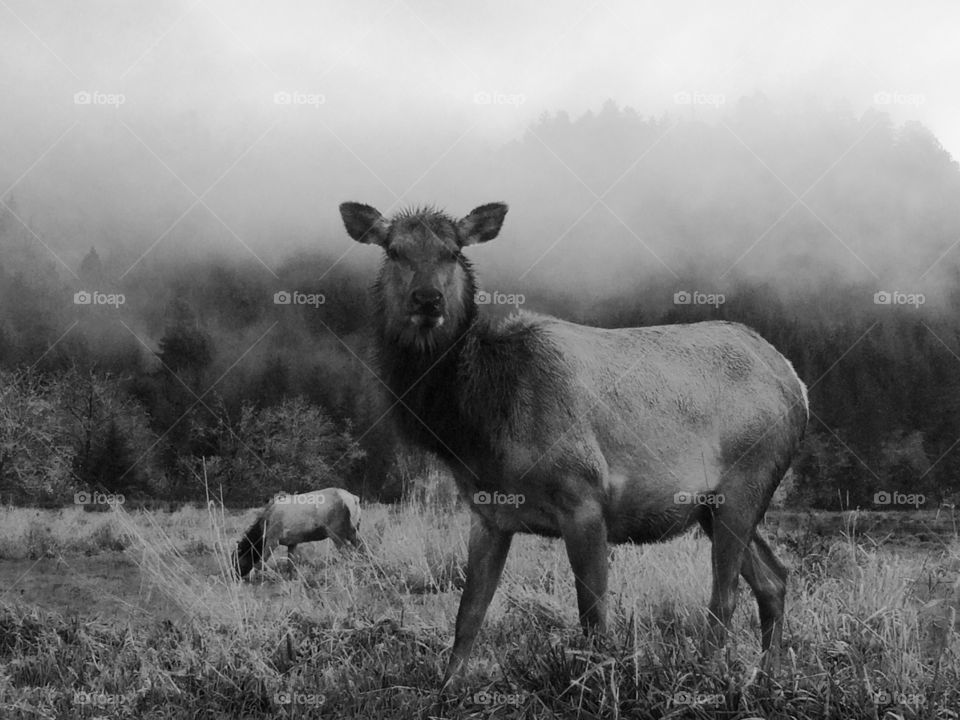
[457,203,508,246]
[339,202,389,246]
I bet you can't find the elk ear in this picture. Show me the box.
[457,203,508,246]
[339,202,389,246]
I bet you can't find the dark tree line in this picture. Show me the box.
[2,97,960,508]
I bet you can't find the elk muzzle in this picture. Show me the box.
[410,287,445,327]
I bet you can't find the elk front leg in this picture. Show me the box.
[561,501,609,634]
[441,512,513,688]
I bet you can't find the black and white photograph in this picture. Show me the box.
[1,1,959,717]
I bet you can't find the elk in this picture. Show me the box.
[233,488,361,579]
[339,201,808,684]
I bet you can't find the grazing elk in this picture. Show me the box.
[232,488,361,579]
[339,201,808,683]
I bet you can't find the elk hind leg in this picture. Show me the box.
[702,504,752,650]
[740,531,788,674]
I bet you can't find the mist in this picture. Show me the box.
[3,0,960,507]
[3,0,958,275]
[7,6,960,714]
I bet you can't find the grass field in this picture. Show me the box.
[0,501,958,719]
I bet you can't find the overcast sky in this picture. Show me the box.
[2,0,957,265]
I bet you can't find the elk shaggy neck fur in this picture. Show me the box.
[370,225,567,461]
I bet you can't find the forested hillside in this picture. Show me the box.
[2,96,958,508]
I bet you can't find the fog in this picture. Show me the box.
[5,9,960,713]
[5,0,960,506]
[3,0,959,287]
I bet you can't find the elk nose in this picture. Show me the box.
[412,288,443,310]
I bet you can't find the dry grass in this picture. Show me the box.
[0,500,958,718]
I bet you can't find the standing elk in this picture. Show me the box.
[339,201,808,684]
[232,488,361,579]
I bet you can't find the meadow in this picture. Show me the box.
[0,501,957,719]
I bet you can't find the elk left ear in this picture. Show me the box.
[457,203,508,246]
[340,202,389,246]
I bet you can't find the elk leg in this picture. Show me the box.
[259,521,280,575]
[704,507,751,649]
[442,513,513,688]
[561,502,609,634]
[739,531,788,674]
